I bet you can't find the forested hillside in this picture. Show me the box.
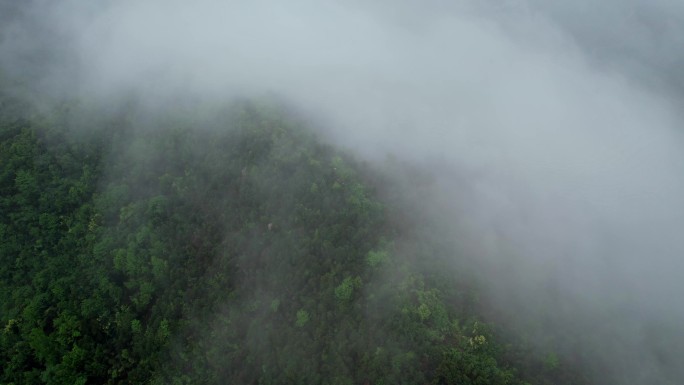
[0,91,580,384]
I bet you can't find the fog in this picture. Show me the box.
[2,0,684,383]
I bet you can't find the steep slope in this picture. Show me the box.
[1,98,559,384]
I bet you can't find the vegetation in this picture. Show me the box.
[0,91,581,384]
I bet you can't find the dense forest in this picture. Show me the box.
[3,0,684,383]
[0,86,586,385]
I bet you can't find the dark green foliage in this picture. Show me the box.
[0,96,572,384]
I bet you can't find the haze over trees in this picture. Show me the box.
[2,1,684,384]
[0,95,566,384]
